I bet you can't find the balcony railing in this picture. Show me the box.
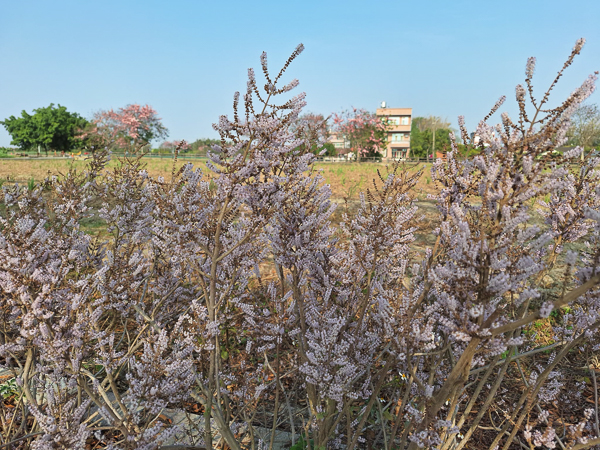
[386,124,411,133]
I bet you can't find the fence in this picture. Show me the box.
[316,156,434,164]
[5,151,583,166]
[1,151,210,161]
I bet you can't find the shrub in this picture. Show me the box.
[1,41,600,450]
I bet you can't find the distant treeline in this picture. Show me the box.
[187,138,221,154]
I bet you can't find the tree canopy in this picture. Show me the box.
[291,113,336,157]
[188,138,221,154]
[409,116,454,158]
[567,103,600,150]
[79,104,169,152]
[333,108,387,160]
[1,104,88,155]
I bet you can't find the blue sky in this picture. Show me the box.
[1,0,599,146]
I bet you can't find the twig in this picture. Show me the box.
[374,389,389,450]
[470,341,567,375]
[0,431,44,449]
[569,436,600,450]
[514,358,566,450]
[492,274,600,336]
[589,362,600,437]
[263,351,296,447]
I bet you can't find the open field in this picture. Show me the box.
[0,157,442,253]
[0,156,573,252]
[1,156,577,269]
[0,157,438,200]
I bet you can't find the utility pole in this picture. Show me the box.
[432,122,436,162]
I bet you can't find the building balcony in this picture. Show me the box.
[390,142,410,148]
[386,124,411,133]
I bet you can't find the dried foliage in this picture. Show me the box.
[1,41,600,450]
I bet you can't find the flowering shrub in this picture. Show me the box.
[1,41,600,450]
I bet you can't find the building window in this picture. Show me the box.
[387,117,400,126]
[401,116,409,125]
[391,133,410,142]
[392,149,406,158]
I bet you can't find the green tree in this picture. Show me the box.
[312,141,337,157]
[567,103,600,159]
[409,121,427,157]
[288,113,335,157]
[1,104,88,156]
[410,116,454,158]
[188,138,221,155]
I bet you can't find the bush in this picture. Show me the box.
[317,141,337,157]
[1,41,600,450]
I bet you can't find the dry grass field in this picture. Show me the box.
[0,157,443,252]
[0,157,438,201]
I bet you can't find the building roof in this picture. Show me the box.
[376,108,412,116]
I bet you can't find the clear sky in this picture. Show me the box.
[1,0,599,146]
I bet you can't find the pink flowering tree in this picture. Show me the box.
[333,108,388,160]
[79,104,169,152]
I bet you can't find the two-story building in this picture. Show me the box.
[327,132,347,151]
[376,107,412,159]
